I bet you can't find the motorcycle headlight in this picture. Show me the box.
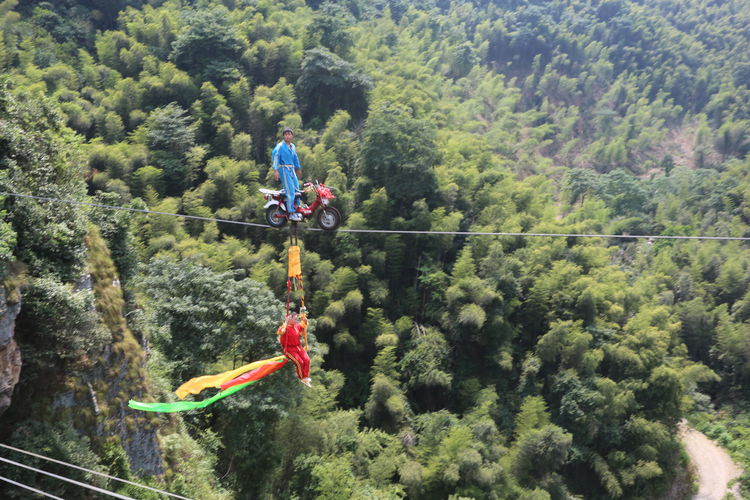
[322,198,329,205]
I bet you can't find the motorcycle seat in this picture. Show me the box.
[260,188,304,197]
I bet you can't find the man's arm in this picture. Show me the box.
[292,144,301,176]
[272,144,280,180]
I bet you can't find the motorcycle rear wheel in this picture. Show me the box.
[266,205,288,228]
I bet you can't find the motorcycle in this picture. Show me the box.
[260,180,342,231]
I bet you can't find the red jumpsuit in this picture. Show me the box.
[278,317,310,380]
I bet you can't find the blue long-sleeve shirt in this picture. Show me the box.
[272,141,301,170]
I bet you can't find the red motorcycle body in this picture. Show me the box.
[260,182,341,230]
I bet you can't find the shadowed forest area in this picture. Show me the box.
[1,0,750,498]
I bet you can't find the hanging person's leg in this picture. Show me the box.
[285,345,311,387]
[284,346,305,379]
[299,349,311,387]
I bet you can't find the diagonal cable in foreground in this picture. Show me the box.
[0,455,136,500]
[0,443,191,500]
[0,474,64,500]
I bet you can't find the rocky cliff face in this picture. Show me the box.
[83,343,165,477]
[83,228,165,477]
[0,286,21,417]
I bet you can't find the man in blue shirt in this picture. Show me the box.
[272,127,303,221]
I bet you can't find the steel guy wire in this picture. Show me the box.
[0,455,136,500]
[0,474,64,499]
[0,443,191,500]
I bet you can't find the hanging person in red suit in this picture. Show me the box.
[277,308,312,387]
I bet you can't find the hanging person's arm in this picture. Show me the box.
[300,312,309,351]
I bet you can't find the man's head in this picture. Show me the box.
[282,127,293,143]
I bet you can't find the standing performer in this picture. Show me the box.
[272,127,303,221]
[278,308,312,387]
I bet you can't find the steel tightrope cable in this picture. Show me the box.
[0,443,191,499]
[2,190,749,241]
[0,191,270,228]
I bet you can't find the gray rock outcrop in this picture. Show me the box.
[0,286,22,416]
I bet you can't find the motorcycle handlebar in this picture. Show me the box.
[301,181,335,191]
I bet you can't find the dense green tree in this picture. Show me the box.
[248,78,297,162]
[169,7,245,83]
[0,86,89,280]
[304,1,355,57]
[400,325,452,411]
[142,102,196,194]
[15,277,110,368]
[296,48,372,126]
[360,105,440,212]
[136,257,282,381]
[512,425,572,487]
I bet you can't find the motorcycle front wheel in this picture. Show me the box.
[265,205,288,228]
[317,207,341,231]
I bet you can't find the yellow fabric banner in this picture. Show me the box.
[288,245,301,277]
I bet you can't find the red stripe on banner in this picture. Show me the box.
[220,358,288,390]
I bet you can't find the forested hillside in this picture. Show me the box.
[1,0,750,498]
